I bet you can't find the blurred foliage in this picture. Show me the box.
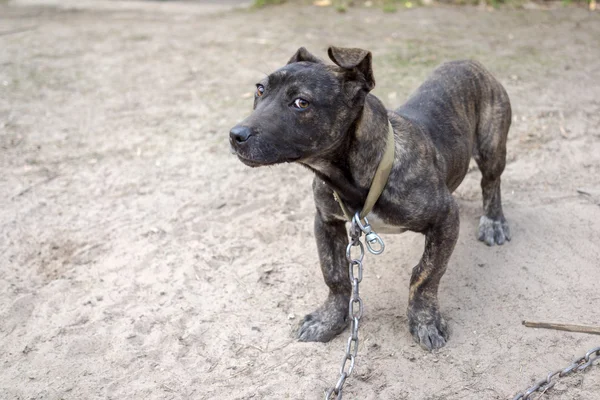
[253,0,286,7]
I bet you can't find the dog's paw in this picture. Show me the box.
[409,314,449,351]
[297,308,348,342]
[478,215,511,246]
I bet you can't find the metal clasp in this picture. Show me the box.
[352,212,385,255]
[365,232,385,255]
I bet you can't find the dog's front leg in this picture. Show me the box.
[297,211,350,342]
[407,197,459,351]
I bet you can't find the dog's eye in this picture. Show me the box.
[293,98,309,109]
[256,84,265,97]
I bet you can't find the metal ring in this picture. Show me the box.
[349,297,363,319]
[325,388,335,400]
[352,279,360,298]
[351,317,360,340]
[523,381,542,398]
[585,347,600,362]
[365,233,385,255]
[353,212,370,233]
[340,353,356,376]
[345,240,364,263]
[346,336,359,358]
[560,362,579,377]
[543,369,561,390]
[334,373,347,392]
[578,351,599,372]
[524,377,548,398]
[349,260,363,283]
[578,360,593,371]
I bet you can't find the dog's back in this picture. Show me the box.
[395,60,511,191]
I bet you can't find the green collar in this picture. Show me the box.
[334,120,395,221]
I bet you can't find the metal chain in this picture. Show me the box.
[325,213,385,400]
[323,214,597,400]
[512,346,600,400]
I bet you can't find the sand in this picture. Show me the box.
[1,1,599,399]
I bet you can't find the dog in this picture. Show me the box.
[229,46,511,350]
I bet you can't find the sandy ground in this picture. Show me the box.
[1,1,599,399]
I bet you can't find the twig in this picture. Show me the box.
[522,321,600,335]
[576,189,591,196]
[13,174,59,198]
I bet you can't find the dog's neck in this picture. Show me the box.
[304,94,391,214]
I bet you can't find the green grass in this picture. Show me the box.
[382,0,398,12]
[252,0,286,7]
[380,0,420,12]
[335,0,348,12]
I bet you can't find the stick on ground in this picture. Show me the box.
[522,321,600,335]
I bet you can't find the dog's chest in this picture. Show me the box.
[365,212,407,234]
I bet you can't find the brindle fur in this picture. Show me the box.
[229,46,511,350]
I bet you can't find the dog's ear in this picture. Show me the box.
[327,46,375,91]
[287,47,322,65]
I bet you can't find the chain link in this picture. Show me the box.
[325,213,385,400]
[512,346,600,400]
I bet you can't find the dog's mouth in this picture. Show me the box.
[229,140,263,167]
[232,149,301,168]
[229,139,302,167]
[236,154,269,168]
[231,146,273,167]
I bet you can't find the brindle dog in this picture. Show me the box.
[229,46,511,350]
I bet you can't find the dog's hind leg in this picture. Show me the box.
[407,196,458,350]
[297,210,350,342]
[474,86,512,246]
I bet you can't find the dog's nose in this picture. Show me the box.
[230,126,253,144]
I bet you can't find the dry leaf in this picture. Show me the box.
[313,0,332,6]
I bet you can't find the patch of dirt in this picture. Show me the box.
[0,1,599,399]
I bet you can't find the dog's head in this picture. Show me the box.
[229,46,375,167]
